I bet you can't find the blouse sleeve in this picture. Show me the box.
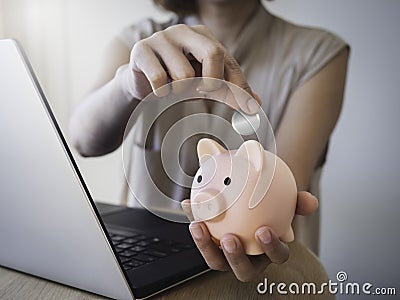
[295,27,349,88]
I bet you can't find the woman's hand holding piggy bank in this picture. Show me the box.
[182,138,318,282]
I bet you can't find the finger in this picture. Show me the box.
[148,36,195,82]
[130,41,168,96]
[118,64,153,100]
[157,46,195,95]
[255,227,289,265]
[202,47,225,79]
[187,26,225,80]
[228,83,260,115]
[224,53,253,95]
[223,51,251,93]
[220,234,259,282]
[181,199,194,222]
[192,25,246,95]
[164,24,224,81]
[189,222,230,271]
[296,191,319,216]
[224,53,259,115]
[195,77,254,113]
[196,81,234,109]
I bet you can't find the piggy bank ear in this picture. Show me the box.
[234,140,263,172]
[197,138,226,165]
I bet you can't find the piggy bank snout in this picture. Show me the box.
[191,190,226,221]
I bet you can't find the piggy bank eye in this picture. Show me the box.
[197,175,203,183]
[224,177,231,186]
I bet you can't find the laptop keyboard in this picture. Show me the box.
[108,231,193,271]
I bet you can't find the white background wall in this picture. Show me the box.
[1,0,399,297]
[265,1,400,295]
[0,0,171,203]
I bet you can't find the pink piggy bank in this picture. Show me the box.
[190,138,297,255]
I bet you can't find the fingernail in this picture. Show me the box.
[257,228,271,244]
[189,223,203,240]
[221,238,236,253]
[247,98,260,114]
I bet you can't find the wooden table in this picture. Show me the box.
[0,241,334,299]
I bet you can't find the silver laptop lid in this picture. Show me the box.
[0,39,134,300]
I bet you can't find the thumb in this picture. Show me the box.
[181,199,195,222]
[295,192,319,216]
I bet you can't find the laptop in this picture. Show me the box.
[0,39,209,299]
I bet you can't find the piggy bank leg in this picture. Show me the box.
[281,226,294,242]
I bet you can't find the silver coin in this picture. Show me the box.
[231,110,261,136]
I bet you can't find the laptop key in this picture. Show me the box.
[111,235,126,242]
[127,259,145,268]
[123,238,139,244]
[134,253,157,263]
[136,240,152,247]
[119,250,138,258]
[143,249,167,258]
[116,243,132,250]
[120,257,131,263]
[134,234,147,241]
[130,245,146,252]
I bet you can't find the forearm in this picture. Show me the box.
[69,65,139,157]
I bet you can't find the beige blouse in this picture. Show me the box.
[117,5,347,252]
